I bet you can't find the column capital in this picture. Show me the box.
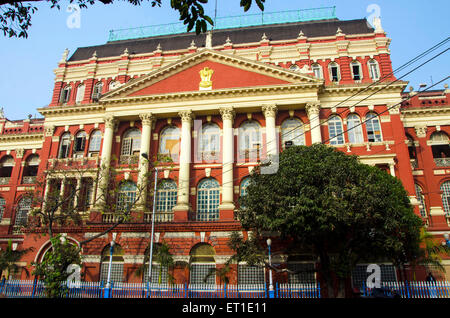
[104,115,117,129]
[219,107,235,121]
[178,110,194,123]
[262,104,278,118]
[139,113,154,126]
[305,102,321,117]
[414,125,427,138]
[387,103,401,115]
[44,125,55,137]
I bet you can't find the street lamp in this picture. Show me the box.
[148,166,159,287]
[267,238,274,298]
[105,233,116,298]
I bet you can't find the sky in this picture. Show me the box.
[0,0,449,120]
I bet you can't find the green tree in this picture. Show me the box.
[236,144,424,298]
[0,240,33,280]
[136,241,175,284]
[32,234,81,298]
[0,0,265,38]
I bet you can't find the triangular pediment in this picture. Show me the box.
[101,49,322,101]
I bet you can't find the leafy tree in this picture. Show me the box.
[0,240,33,279]
[32,234,81,298]
[1,0,265,38]
[236,144,424,298]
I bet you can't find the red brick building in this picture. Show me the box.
[0,12,449,287]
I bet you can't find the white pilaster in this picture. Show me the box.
[306,102,322,144]
[174,110,193,212]
[219,107,235,211]
[137,113,154,209]
[262,104,278,156]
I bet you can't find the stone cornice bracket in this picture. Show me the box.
[178,110,194,123]
[16,148,24,158]
[139,113,154,126]
[262,104,278,118]
[388,103,401,115]
[305,102,321,117]
[104,115,117,129]
[414,125,427,138]
[219,107,235,122]
[44,125,55,137]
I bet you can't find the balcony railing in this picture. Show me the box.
[434,158,450,167]
[144,212,174,223]
[0,177,10,185]
[119,155,139,165]
[410,159,418,170]
[22,176,37,184]
[102,213,126,224]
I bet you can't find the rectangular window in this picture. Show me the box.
[352,65,361,80]
[190,264,216,285]
[331,67,339,82]
[288,263,316,284]
[238,265,265,285]
[351,264,397,289]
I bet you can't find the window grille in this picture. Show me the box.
[143,264,169,284]
[347,114,364,143]
[238,121,262,161]
[198,123,220,161]
[116,182,137,212]
[281,118,305,147]
[287,263,316,284]
[0,197,5,222]
[365,113,382,142]
[88,130,102,153]
[190,264,216,285]
[440,181,450,216]
[238,265,265,285]
[415,183,427,218]
[351,264,397,289]
[196,178,220,221]
[328,116,345,145]
[156,180,177,213]
[15,197,31,226]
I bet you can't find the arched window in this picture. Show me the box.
[328,116,345,145]
[311,63,323,79]
[116,181,137,213]
[238,121,262,161]
[88,130,102,156]
[99,244,124,284]
[415,184,427,218]
[189,244,216,285]
[347,114,364,144]
[365,112,382,142]
[14,197,31,228]
[0,156,14,184]
[143,243,169,284]
[58,133,71,159]
[73,131,87,157]
[155,179,177,222]
[430,132,450,167]
[92,82,103,101]
[75,84,85,104]
[120,128,141,164]
[281,117,305,148]
[368,59,380,80]
[328,62,340,82]
[159,126,180,162]
[351,61,362,81]
[198,123,220,162]
[440,181,450,217]
[0,197,5,222]
[197,178,220,221]
[59,85,71,104]
[22,154,39,184]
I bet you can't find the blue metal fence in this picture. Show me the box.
[361,281,450,298]
[0,279,321,299]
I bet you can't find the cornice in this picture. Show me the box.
[321,81,408,95]
[37,104,105,117]
[102,82,322,106]
[400,105,450,117]
[0,132,44,143]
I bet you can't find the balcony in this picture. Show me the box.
[102,213,126,224]
[144,212,174,223]
[410,159,418,170]
[0,177,10,185]
[434,158,450,167]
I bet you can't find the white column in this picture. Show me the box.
[73,177,82,209]
[306,102,322,144]
[137,113,154,209]
[389,163,396,177]
[95,115,116,208]
[42,178,51,212]
[262,104,278,156]
[174,110,193,213]
[219,107,235,211]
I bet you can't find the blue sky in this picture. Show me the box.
[0,0,448,120]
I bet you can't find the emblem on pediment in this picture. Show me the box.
[199,67,214,90]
